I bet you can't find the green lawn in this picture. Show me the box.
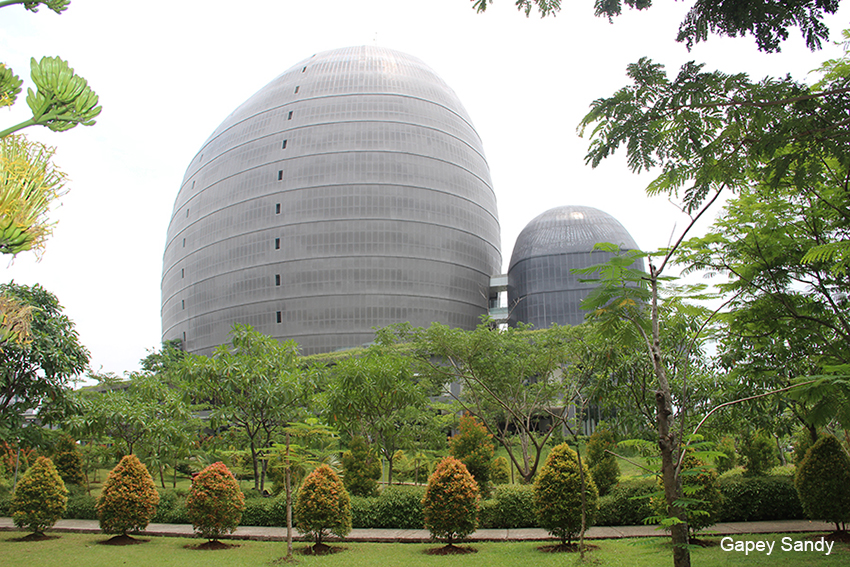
[1,532,847,567]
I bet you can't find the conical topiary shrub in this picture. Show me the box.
[533,443,598,546]
[187,461,246,542]
[97,455,160,537]
[10,456,68,535]
[422,456,479,547]
[795,435,850,532]
[294,464,351,551]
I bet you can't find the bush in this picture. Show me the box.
[241,495,287,527]
[741,431,777,477]
[716,475,804,522]
[97,455,160,535]
[294,464,352,546]
[449,414,494,497]
[52,435,85,487]
[596,478,656,526]
[479,484,537,528]
[586,428,619,496]
[187,462,246,541]
[423,456,479,545]
[10,456,67,534]
[794,435,850,531]
[534,443,598,545]
[66,494,98,520]
[714,436,738,474]
[491,456,510,485]
[341,436,381,497]
[792,428,817,466]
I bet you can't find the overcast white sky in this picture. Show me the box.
[1,0,848,377]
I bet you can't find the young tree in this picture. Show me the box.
[340,435,381,497]
[577,33,850,567]
[294,464,351,551]
[187,461,245,543]
[181,324,312,493]
[533,443,599,548]
[449,413,494,497]
[97,455,159,537]
[422,456,479,548]
[415,322,577,483]
[324,335,430,485]
[586,427,620,496]
[795,435,850,532]
[10,455,67,535]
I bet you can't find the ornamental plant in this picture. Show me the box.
[449,413,494,497]
[341,436,381,497]
[294,464,351,548]
[741,430,777,477]
[187,461,245,542]
[97,454,159,536]
[795,435,850,532]
[533,443,598,546]
[679,454,721,535]
[422,456,479,546]
[10,456,67,535]
[586,427,619,496]
[52,436,84,487]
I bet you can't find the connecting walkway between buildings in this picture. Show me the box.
[0,517,837,542]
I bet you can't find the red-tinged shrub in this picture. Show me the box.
[97,455,160,535]
[422,456,479,545]
[10,456,67,535]
[187,461,245,541]
[449,413,494,497]
[294,464,351,547]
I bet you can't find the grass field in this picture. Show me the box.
[1,532,847,567]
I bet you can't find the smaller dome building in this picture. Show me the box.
[507,206,641,329]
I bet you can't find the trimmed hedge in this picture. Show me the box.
[479,484,537,529]
[717,475,804,522]
[352,485,426,529]
[597,478,657,526]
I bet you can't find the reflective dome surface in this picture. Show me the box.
[508,206,640,328]
[162,46,501,355]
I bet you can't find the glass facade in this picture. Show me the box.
[507,206,642,329]
[162,46,501,355]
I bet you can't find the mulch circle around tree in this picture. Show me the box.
[98,535,148,545]
[300,543,345,555]
[12,533,60,542]
[424,544,478,555]
[537,542,600,553]
[184,540,240,550]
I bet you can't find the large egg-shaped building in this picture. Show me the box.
[161,46,501,355]
[508,206,640,329]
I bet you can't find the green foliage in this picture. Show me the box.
[96,455,160,535]
[478,484,537,529]
[422,456,479,544]
[533,443,598,545]
[449,413,494,497]
[51,435,83,486]
[187,462,245,542]
[324,338,429,486]
[470,0,837,52]
[792,429,816,465]
[586,428,620,496]
[717,475,804,522]
[741,431,778,477]
[679,454,721,533]
[350,485,425,529]
[10,456,67,534]
[65,493,97,520]
[596,478,657,526]
[341,436,381,498]
[294,464,351,546]
[491,456,510,485]
[714,436,738,474]
[0,282,89,441]
[794,435,850,529]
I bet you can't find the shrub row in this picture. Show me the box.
[2,475,806,529]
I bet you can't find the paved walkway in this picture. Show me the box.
[0,517,836,542]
